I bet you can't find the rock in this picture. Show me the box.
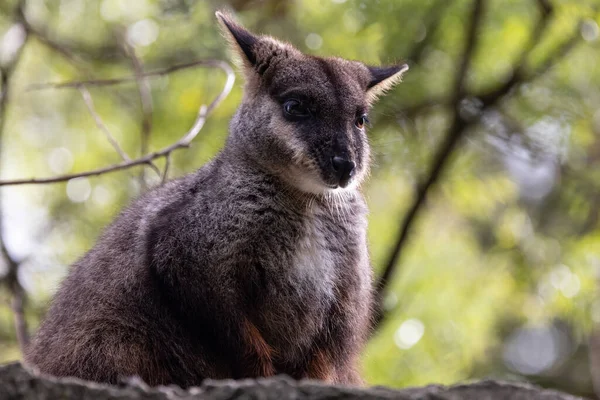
[0,362,583,400]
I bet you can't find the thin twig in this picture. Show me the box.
[17,2,121,66]
[162,153,171,185]
[0,110,207,186]
[27,60,230,91]
[78,86,131,161]
[122,42,156,188]
[128,48,153,155]
[80,85,162,180]
[10,278,29,351]
[0,59,234,187]
[17,7,147,131]
[0,235,29,352]
[26,27,84,67]
[144,161,162,178]
[12,3,70,65]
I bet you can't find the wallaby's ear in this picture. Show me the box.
[216,11,259,68]
[366,64,409,103]
[216,10,295,77]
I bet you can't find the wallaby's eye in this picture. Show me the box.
[355,114,369,129]
[283,99,311,120]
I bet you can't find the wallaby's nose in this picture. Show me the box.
[331,156,355,187]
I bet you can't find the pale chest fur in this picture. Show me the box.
[255,193,370,357]
[285,197,370,301]
[288,209,337,304]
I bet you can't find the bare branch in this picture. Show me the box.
[0,241,29,353]
[26,26,85,67]
[122,42,156,188]
[78,86,131,162]
[0,1,30,352]
[27,60,230,91]
[372,0,587,331]
[145,161,162,179]
[0,112,207,186]
[10,283,29,350]
[128,48,153,155]
[16,2,120,66]
[162,154,171,185]
[0,57,234,187]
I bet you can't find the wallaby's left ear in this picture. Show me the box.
[366,64,409,103]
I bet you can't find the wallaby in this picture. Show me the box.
[25,12,408,387]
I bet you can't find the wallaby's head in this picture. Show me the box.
[216,12,407,194]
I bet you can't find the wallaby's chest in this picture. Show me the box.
[288,212,337,301]
[255,202,366,355]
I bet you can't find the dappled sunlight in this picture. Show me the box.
[0,0,599,397]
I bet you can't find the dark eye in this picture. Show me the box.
[283,99,311,120]
[355,114,369,129]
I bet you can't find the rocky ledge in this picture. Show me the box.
[0,362,584,400]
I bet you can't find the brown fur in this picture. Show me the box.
[25,12,407,387]
[242,319,276,377]
[307,349,336,383]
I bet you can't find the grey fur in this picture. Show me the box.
[25,12,407,387]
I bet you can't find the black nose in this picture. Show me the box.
[331,156,356,187]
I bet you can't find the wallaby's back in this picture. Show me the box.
[26,12,408,387]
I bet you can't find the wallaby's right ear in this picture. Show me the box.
[216,11,296,78]
[366,64,409,104]
[216,11,260,70]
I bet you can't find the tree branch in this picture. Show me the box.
[27,60,229,91]
[373,0,485,329]
[0,59,234,187]
[0,1,30,352]
[372,0,586,331]
[17,3,121,66]
[78,86,131,162]
[162,153,171,185]
[122,42,156,188]
[393,0,556,120]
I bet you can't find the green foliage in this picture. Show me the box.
[0,0,600,397]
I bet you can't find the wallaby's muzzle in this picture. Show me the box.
[331,156,355,188]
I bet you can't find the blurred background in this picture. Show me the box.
[0,0,600,397]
